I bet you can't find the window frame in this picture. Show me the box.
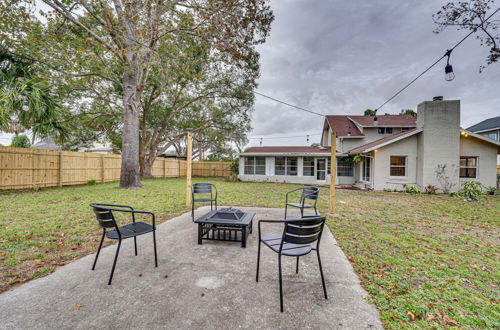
[459,156,478,179]
[303,157,314,177]
[337,157,353,177]
[274,156,298,176]
[389,155,407,177]
[243,156,266,175]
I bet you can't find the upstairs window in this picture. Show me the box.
[378,127,393,134]
[390,156,406,176]
[244,157,265,175]
[460,156,478,178]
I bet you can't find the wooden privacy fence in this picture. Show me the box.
[0,146,231,190]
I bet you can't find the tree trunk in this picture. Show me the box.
[120,62,142,188]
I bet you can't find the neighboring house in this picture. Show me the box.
[466,115,500,164]
[33,138,113,154]
[238,98,500,191]
[32,137,62,150]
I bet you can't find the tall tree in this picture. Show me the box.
[364,109,376,116]
[400,109,417,117]
[433,0,499,71]
[0,0,273,188]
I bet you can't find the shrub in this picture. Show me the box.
[424,185,438,194]
[10,135,31,148]
[486,186,497,196]
[459,181,484,200]
[404,185,421,194]
[87,179,97,185]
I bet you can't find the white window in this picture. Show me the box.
[460,156,478,178]
[337,157,353,176]
[485,132,498,141]
[303,157,314,176]
[275,157,297,176]
[390,156,406,176]
[244,157,265,175]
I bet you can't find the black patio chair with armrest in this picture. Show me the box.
[256,215,328,312]
[284,186,319,219]
[90,203,158,285]
[191,183,217,221]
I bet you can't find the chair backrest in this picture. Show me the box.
[192,183,214,195]
[283,215,326,245]
[301,187,319,201]
[91,204,117,229]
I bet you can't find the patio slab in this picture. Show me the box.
[0,207,382,329]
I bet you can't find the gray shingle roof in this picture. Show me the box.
[466,116,500,132]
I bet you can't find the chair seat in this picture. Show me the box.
[286,202,313,208]
[261,234,313,256]
[193,198,216,202]
[106,222,154,239]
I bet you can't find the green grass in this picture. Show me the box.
[0,178,498,329]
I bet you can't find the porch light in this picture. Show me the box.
[444,49,455,82]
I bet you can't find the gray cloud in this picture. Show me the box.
[249,0,500,147]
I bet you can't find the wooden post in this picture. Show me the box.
[58,151,63,187]
[31,149,35,189]
[101,154,105,183]
[329,132,337,215]
[163,158,166,178]
[185,130,193,206]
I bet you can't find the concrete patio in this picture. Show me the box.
[0,207,382,329]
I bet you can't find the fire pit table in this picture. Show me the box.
[194,208,255,248]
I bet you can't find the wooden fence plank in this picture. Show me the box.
[0,146,231,190]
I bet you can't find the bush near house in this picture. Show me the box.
[0,178,498,328]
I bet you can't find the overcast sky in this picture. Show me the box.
[248,0,500,147]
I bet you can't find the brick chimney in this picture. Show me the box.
[416,98,460,190]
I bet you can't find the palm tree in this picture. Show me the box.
[0,48,65,144]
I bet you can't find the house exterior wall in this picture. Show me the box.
[238,155,355,185]
[336,127,407,153]
[416,100,461,190]
[459,135,498,187]
[372,135,418,191]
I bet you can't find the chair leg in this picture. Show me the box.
[153,230,158,267]
[300,207,304,218]
[278,254,284,312]
[296,256,299,274]
[256,240,261,282]
[215,199,217,210]
[284,204,287,219]
[134,236,138,256]
[192,201,195,221]
[108,240,121,285]
[314,206,318,216]
[211,200,213,210]
[92,230,105,270]
[317,250,328,299]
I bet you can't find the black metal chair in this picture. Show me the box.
[284,187,319,219]
[90,203,158,285]
[256,215,328,312]
[191,183,217,221]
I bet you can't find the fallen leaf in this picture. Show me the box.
[425,314,436,321]
[407,311,416,321]
[73,304,84,310]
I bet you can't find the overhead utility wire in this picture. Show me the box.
[253,91,325,117]
[374,6,500,113]
[248,133,321,140]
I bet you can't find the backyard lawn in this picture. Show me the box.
[0,178,498,329]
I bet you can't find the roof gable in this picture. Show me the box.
[325,114,416,137]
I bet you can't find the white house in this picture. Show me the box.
[239,98,500,191]
[467,115,500,164]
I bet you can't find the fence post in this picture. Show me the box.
[101,154,105,183]
[58,151,63,187]
[163,158,166,178]
[31,149,35,189]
